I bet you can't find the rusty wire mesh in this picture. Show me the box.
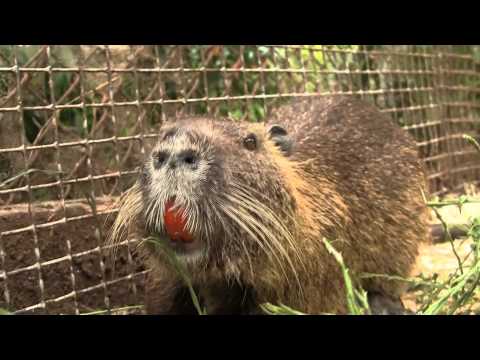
[0,45,479,314]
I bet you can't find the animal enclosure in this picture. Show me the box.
[1,45,480,314]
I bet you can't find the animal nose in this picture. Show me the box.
[168,149,200,170]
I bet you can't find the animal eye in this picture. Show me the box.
[243,133,257,151]
[153,151,168,168]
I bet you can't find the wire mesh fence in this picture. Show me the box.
[0,45,479,314]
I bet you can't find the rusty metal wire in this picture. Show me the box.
[0,45,479,314]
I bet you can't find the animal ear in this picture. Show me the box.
[267,124,288,137]
[267,124,293,156]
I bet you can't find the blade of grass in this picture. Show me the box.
[431,207,464,274]
[421,261,480,315]
[463,134,480,154]
[359,272,445,290]
[146,236,206,315]
[260,303,307,315]
[322,238,369,315]
[80,305,145,315]
[426,198,480,208]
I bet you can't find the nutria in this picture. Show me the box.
[109,96,431,315]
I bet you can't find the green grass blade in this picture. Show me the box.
[0,308,12,315]
[146,236,206,315]
[260,303,306,315]
[322,238,369,315]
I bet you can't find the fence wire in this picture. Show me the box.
[0,45,479,314]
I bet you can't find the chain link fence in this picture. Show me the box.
[0,45,479,314]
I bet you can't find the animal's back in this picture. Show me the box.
[268,96,424,193]
[267,96,430,309]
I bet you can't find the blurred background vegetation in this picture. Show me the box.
[1,45,480,203]
[2,45,479,137]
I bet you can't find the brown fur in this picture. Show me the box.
[109,96,430,315]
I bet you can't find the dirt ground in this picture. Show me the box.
[1,196,478,315]
[0,199,146,314]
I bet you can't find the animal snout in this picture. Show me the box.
[154,149,200,170]
[170,149,199,169]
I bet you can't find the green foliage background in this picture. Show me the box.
[1,45,479,144]
[1,45,479,201]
